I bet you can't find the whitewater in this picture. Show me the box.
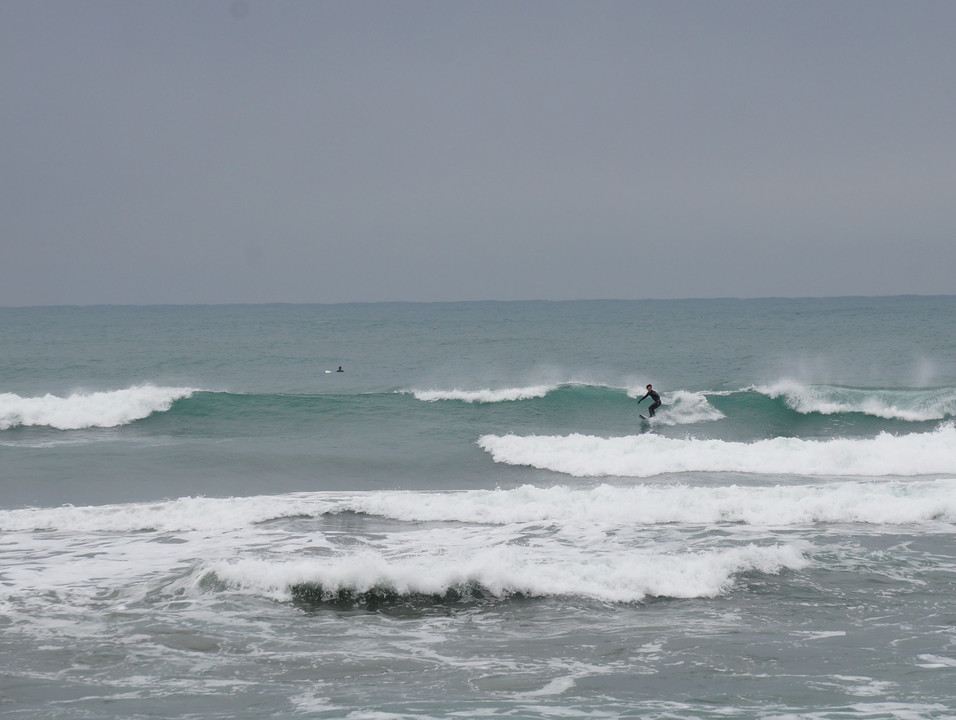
[2,298,956,719]
[479,422,956,477]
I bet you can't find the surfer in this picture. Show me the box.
[638,384,661,417]
[336,366,344,372]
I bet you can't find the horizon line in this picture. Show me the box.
[2,293,954,310]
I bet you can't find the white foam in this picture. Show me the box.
[0,494,335,533]
[478,424,956,478]
[916,654,956,668]
[627,389,724,425]
[0,385,196,430]
[207,541,808,604]
[5,479,954,535]
[6,480,955,616]
[356,480,956,527]
[406,385,558,403]
[756,380,956,422]
[10,514,795,609]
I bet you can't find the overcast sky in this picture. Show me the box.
[1,1,954,305]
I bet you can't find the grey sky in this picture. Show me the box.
[2,1,954,305]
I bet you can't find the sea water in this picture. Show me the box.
[1,297,955,719]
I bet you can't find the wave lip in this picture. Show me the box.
[478,424,956,478]
[755,380,956,422]
[0,385,197,430]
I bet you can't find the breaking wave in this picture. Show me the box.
[5,479,954,534]
[478,424,956,477]
[210,542,808,606]
[0,385,198,430]
[755,380,956,422]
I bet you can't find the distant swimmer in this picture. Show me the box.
[638,384,662,417]
[336,366,344,372]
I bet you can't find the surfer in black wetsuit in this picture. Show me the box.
[639,384,662,417]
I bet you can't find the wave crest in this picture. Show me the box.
[206,542,808,605]
[406,384,558,403]
[755,380,956,422]
[0,385,197,430]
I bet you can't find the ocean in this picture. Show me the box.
[2,297,955,719]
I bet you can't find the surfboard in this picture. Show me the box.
[639,414,650,421]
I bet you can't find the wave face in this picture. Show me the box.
[0,385,197,430]
[406,379,956,426]
[405,382,725,425]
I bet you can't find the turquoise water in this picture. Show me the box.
[2,297,956,718]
